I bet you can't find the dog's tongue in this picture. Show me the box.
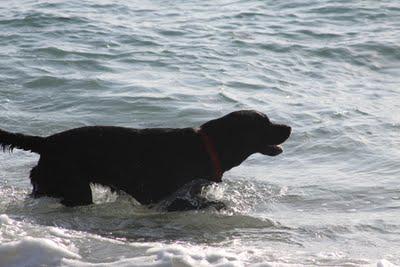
[262,144,283,156]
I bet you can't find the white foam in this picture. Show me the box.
[146,244,241,267]
[1,214,396,267]
[0,214,80,266]
[377,259,398,267]
[0,237,81,267]
[90,183,119,204]
[0,214,26,242]
[49,226,73,239]
[62,243,243,267]
[0,214,12,225]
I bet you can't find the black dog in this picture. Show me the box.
[0,110,291,210]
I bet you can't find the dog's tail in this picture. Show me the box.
[0,129,44,154]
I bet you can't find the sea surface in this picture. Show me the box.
[1,0,399,266]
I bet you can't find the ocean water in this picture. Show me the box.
[0,0,399,266]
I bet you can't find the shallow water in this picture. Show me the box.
[1,0,399,266]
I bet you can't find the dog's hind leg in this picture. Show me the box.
[29,162,93,207]
[30,165,59,199]
[59,179,93,207]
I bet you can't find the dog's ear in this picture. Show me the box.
[200,113,239,136]
[201,117,227,130]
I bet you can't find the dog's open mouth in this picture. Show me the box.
[260,124,291,156]
[261,144,283,156]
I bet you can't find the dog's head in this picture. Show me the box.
[201,110,291,157]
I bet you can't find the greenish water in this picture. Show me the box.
[0,0,399,266]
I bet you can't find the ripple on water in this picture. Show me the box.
[1,0,400,265]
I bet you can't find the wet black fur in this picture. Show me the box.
[0,110,291,209]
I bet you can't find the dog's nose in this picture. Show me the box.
[280,125,291,140]
[271,124,291,144]
[285,125,292,136]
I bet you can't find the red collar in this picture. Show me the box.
[197,129,223,182]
